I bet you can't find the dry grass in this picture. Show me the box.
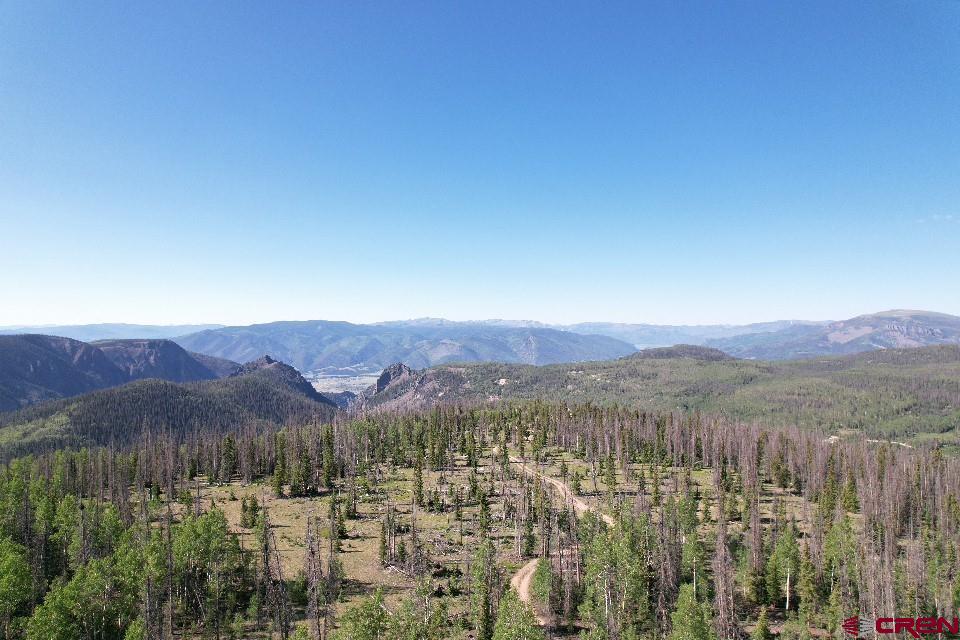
[179,442,853,637]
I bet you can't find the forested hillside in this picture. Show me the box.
[365,345,960,444]
[0,356,336,458]
[0,403,957,639]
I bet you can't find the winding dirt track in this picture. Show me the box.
[510,557,550,626]
[509,455,615,526]
[507,455,615,633]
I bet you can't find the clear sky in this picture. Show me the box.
[1,1,958,327]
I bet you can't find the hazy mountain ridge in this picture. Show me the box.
[707,310,960,359]
[0,323,223,341]
[232,355,336,406]
[385,311,960,359]
[175,320,637,374]
[0,335,240,411]
[559,319,828,348]
[623,344,735,361]
[187,351,243,378]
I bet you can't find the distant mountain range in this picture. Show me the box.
[373,317,828,348]
[0,335,240,412]
[555,319,828,349]
[549,310,960,359]
[3,311,959,388]
[174,320,638,374]
[703,310,960,359]
[0,323,223,342]
[174,311,960,369]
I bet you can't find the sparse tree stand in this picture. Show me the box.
[4,399,960,639]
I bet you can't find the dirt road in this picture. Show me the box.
[509,455,614,526]
[510,557,551,626]
[506,454,615,634]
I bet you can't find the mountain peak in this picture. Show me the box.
[375,363,414,394]
[231,355,337,408]
[234,355,279,374]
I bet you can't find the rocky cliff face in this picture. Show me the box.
[375,363,414,394]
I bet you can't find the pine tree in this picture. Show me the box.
[492,589,545,640]
[797,548,818,626]
[472,538,499,640]
[478,491,491,536]
[522,507,535,558]
[272,468,286,499]
[571,471,582,496]
[604,451,617,505]
[766,523,800,609]
[413,455,425,508]
[668,583,713,640]
[751,609,772,640]
[378,521,388,567]
[304,513,323,639]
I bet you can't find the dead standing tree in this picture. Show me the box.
[260,505,291,639]
[304,511,323,640]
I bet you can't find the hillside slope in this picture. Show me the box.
[176,319,637,374]
[364,344,960,443]
[93,339,223,381]
[0,335,128,411]
[0,354,337,457]
[0,335,241,411]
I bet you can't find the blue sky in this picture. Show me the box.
[1,1,958,326]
